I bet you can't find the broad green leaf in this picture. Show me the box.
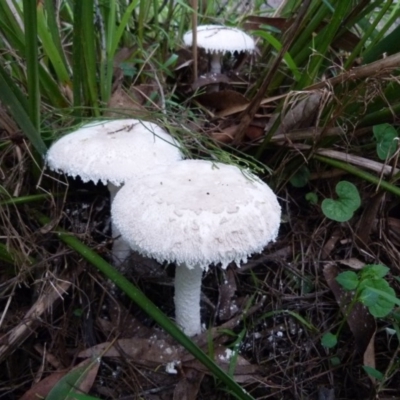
[321,181,361,222]
[321,332,337,348]
[362,366,384,381]
[336,271,359,291]
[360,280,396,318]
[373,123,399,160]
[290,166,310,188]
[361,264,390,280]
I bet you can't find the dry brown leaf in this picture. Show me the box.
[245,125,264,140]
[363,331,377,385]
[19,371,67,400]
[78,337,181,366]
[73,357,101,395]
[321,228,342,260]
[338,258,365,270]
[184,345,258,383]
[274,92,323,136]
[105,87,147,118]
[196,90,248,112]
[18,358,100,400]
[191,73,230,90]
[173,368,205,400]
[323,264,376,354]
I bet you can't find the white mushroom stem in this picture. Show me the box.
[174,263,204,336]
[108,182,131,267]
[210,52,222,74]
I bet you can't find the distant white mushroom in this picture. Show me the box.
[183,25,255,75]
[46,119,183,266]
[111,160,281,336]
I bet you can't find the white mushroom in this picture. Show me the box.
[111,160,281,336]
[183,25,255,75]
[46,119,182,266]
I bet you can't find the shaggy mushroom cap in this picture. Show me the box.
[112,160,281,270]
[46,119,182,186]
[183,25,255,55]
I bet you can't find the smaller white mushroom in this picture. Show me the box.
[112,160,281,336]
[183,25,255,75]
[46,119,182,266]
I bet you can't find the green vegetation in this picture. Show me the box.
[1,0,400,398]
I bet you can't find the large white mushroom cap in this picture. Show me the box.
[183,25,255,54]
[112,160,281,270]
[46,119,182,186]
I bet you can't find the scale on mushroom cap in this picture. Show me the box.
[112,159,281,336]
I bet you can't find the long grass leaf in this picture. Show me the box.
[43,0,71,71]
[22,0,40,130]
[37,1,71,85]
[34,212,255,400]
[72,0,84,113]
[296,2,352,88]
[314,155,400,197]
[81,0,100,114]
[111,0,140,56]
[254,30,301,81]
[0,64,47,155]
[102,0,116,103]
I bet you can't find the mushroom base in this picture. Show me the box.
[174,263,204,336]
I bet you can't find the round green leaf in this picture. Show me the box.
[361,264,389,279]
[360,279,396,318]
[321,181,361,222]
[321,332,337,348]
[290,166,310,188]
[336,271,359,291]
[373,123,399,161]
[305,192,318,204]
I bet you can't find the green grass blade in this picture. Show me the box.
[345,0,392,68]
[34,212,256,400]
[22,0,40,130]
[313,155,400,197]
[111,0,140,56]
[72,0,84,113]
[254,30,301,81]
[296,2,352,88]
[102,0,116,103]
[37,1,71,85]
[0,64,47,155]
[0,0,25,46]
[81,0,100,114]
[43,0,71,72]
[363,23,400,64]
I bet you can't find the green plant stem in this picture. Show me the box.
[0,193,57,206]
[313,155,400,197]
[34,212,255,400]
